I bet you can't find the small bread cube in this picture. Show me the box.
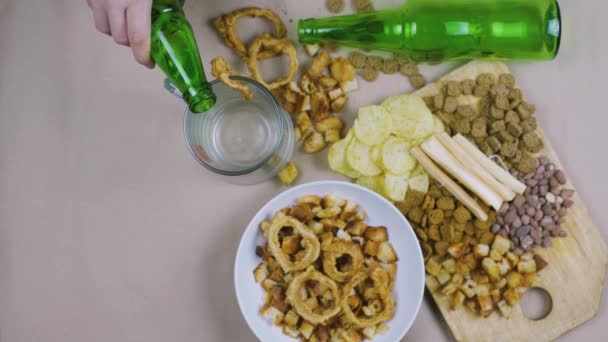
[441,281,458,296]
[489,249,504,262]
[308,220,324,235]
[465,299,479,313]
[491,288,501,303]
[283,310,300,327]
[261,306,284,325]
[521,252,534,261]
[497,300,512,318]
[352,236,364,246]
[517,260,537,274]
[478,295,494,316]
[281,235,301,255]
[455,261,471,276]
[336,229,352,241]
[451,291,466,310]
[462,285,476,299]
[503,288,523,306]
[474,244,490,258]
[319,76,338,89]
[364,226,388,242]
[473,284,490,297]
[481,258,501,282]
[315,116,344,133]
[345,221,367,236]
[299,195,322,205]
[425,258,442,276]
[303,132,327,153]
[304,43,320,56]
[340,200,358,221]
[316,207,342,219]
[340,79,359,94]
[328,87,344,101]
[288,81,302,93]
[332,219,347,229]
[436,270,451,285]
[506,252,520,268]
[376,323,389,335]
[506,272,523,288]
[426,274,441,292]
[299,320,315,339]
[283,89,298,103]
[495,278,508,290]
[322,193,345,208]
[253,262,269,283]
[491,235,511,255]
[534,254,549,272]
[364,241,379,256]
[441,258,456,274]
[447,242,466,258]
[295,94,311,112]
[262,278,278,291]
[522,272,536,287]
[325,129,341,143]
[498,259,511,275]
[282,326,300,338]
[295,112,312,133]
[377,242,398,263]
[278,162,298,186]
[362,326,376,340]
[451,273,464,285]
[331,96,348,113]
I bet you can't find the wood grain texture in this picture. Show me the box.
[414,61,608,342]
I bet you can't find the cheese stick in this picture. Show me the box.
[411,146,489,221]
[421,136,503,211]
[435,132,516,201]
[453,134,526,195]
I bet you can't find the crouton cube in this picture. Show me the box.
[377,242,398,263]
[474,244,490,258]
[451,291,466,310]
[491,235,511,255]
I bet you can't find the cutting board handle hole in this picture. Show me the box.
[520,287,553,320]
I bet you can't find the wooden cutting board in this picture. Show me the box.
[414,61,608,342]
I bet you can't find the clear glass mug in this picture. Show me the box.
[165,76,294,185]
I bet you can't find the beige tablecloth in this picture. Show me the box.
[1,0,606,341]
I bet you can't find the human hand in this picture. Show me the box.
[87,0,155,68]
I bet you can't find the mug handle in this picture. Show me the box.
[164,79,184,99]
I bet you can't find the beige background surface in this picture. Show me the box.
[0,0,606,341]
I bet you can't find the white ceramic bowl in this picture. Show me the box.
[234,181,425,341]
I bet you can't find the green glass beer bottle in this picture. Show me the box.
[151,0,216,113]
[298,0,561,62]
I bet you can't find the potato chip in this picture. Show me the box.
[356,175,386,197]
[353,106,392,145]
[381,136,416,175]
[433,115,445,133]
[409,173,430,193]
[410,162,425,177]
[384,173,409,201]
[381,94,433,140]
[346,137,383,176]
[370,144,383,167]
[328,130,361,179]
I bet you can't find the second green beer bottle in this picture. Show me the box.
[298,0,561,62]
[151,0,216,113]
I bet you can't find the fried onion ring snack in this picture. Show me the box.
[286,266,342,324]
[341,267,395,328]
[210,56,253,100]
[322,240,364,282]
[213,7,286,60]
[247,33,299,90]
[267,213,321,273]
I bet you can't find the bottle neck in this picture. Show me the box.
[298,8,407,52]
[183,83,216,113]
